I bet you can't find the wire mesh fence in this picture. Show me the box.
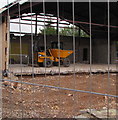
[0,0,118,119]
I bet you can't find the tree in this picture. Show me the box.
[60,26,89,37]
[40,27,56,35]
[80,29,89,37]
[60,27,79,36]
[39,18,57,35]
[39,20,89,37]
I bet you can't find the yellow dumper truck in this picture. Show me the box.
[36,42,73,67]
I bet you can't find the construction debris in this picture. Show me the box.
[74,109,118,119]
[2,73,117,118]
[2,70,18,89]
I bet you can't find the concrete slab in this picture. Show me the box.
[9,64,117,75]
[75,109,118,119]
[87,109,118,118]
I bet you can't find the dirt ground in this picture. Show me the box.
[2,73,117,118]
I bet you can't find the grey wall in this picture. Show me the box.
[34,35,90,63]
[92,38,116,64]
[92,38,108,64]
[77,37,90,63]
[34,35,74,62]
[10,34,117,64]
[111,41,117,64]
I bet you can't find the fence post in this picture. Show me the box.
[0,14,10,118]
[0,13,3,119]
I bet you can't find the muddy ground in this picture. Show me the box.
[2,73,117,118]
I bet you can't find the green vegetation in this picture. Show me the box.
[40,27,57,35]
[39,23,89,37]
[80,29,90,37]
[59,27,79,36]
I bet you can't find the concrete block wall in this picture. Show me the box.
[34,35,117,64]
[10,34,117,64]
[92,38,108,64]
[34,35,90,63]
[34,35,74,62]
[111,40,117,64]
[76,37,90,63]
[92,38,116,64]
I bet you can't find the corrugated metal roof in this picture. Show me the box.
[0,0,20,15]
[0,1,118,39]
[0,7,7,14]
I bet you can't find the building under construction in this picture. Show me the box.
[0,0,118,119]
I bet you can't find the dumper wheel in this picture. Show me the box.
[53,60,63,66]
[53,62,58,66]
[63,58,70,67]
[43,58,53,67]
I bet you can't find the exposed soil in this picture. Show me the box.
[2,73,117,118]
